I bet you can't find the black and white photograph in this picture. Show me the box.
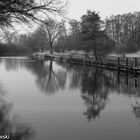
[0,0,140,140]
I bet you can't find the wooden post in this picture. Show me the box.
[125,70,128,86]
[117,68,120,85]
[117,57,120,85]
[134,58,137,67]
[135,71,137,88]
[117,57,120,67]
[126,57,128,67]
[70,56,72,63]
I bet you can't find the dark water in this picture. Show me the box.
[0,57,140,140]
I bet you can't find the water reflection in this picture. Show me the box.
[81,69,109,121]
[26,60,67,94]
[57,62,140,121]
[132,101,140,119]
[0,58,67,95]
[63,63,140,97]
[1,57,140,139]
[132,101,140,130]
[0,81,33,140]
[65,65,110,121]
[1,58,140,121]
[70,66,110,120]
[35,60,67,94]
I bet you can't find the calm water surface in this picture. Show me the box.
[0,57,140,140]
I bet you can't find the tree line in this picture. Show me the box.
[105,12,140,53]
[1,1,140,59]
[8,10,114,60]
[0,0,68,55]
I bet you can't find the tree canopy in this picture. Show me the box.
[0,0,68,27]
[80,10,105,59]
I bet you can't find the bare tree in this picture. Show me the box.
[39,19,64,54]
[0,0,68,28]
[1,30,18,43]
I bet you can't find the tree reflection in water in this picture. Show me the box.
[0,58,67,95]
[81,68,140,121]
[132,101,140,119]
[81,68,109,121]
[57,63,111,121]
[132,100,140,129]
[32,60,67,94]
[0,82,33,140]
[59,62,140,121]
[71,66,111,121]
[2,58,140,122]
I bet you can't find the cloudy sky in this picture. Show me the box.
[68,0,140,20]
[16,0,140,33]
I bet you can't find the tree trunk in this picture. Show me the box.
[49,42,53,54]
[92,35,97,61]
[93,45,97,61]
[49,60,53,75]
[47,60,53,85]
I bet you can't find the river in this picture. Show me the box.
[0,56,140,140]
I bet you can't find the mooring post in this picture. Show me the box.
[70,56,72,63]
[117,57,120,67]
[117,68,120,85]
[134,58,137,67]
[135,70,138,88]
[117,57,120,86]
[125,70,128,86]
[126,57,128,67]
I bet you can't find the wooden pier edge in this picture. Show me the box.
[31,53,140,73]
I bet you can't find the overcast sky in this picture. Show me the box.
[16,0,140,33]
[68,0,140,20]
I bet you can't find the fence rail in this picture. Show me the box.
[32,52,140,73]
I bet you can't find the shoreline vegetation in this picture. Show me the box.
[2,10,140,60]
[0,43,31,56]
[31,51,140,74]
[1,1,140,69]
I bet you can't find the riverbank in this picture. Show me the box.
[31,51,140,73]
